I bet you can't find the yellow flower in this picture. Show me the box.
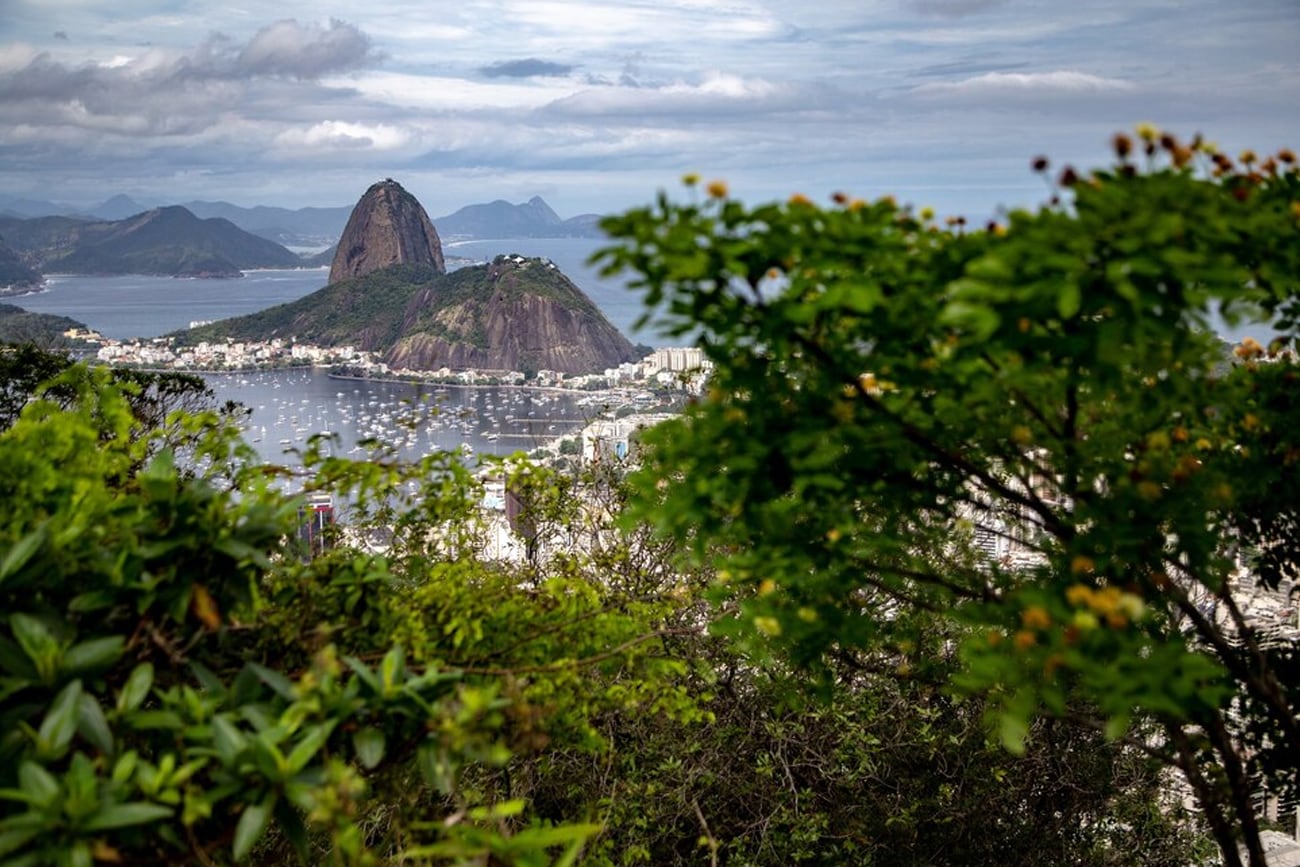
[758,578,777,596]
[1065,584,1094,608]
[754,616,782,637]
[681,172,700,186]
[1071,555,1095,575]
[788,192,813,206]
[1013,630,1037,651]
[1088,587,1122,616]
[919,206,935,221]
[1117,592,1146,621]
[797,607,819,623]
[1135,122,1159,143]
[1021,605,1052,630]
[1072,609,1100,631]
[706,179,729,199]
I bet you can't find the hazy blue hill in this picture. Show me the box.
[0,207,301,277]
[434,196,604,239]
[181,200,354,246]
[1,193,607,244]
[90,195,149,221]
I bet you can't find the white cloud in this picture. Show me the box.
[914,70,1136,96]
[272,120,412,152]
[546,72,797,118]
[340,71,572,111]
[0,43,40,73]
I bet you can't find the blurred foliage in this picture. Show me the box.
[597,130,1299,867]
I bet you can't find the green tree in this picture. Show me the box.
[596,130,1300,866]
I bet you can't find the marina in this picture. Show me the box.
[202,367,601,466]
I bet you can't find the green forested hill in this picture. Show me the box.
[181,262,438,348]
[183,256,640,374]
[0,237,41,290]
[0,302,88,345]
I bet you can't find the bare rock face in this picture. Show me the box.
[383,254,642,375]
[329,179,445,284]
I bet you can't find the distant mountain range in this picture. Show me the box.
[0,193,607,247]
[0,207,302,278]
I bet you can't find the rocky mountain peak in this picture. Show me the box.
[329,179,445,284]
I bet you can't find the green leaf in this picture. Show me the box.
[380,646,405,696]
[211,716,247,765]
[998,712,1029,756]
[116,663,154,714]
[247,663,295,700]
[37,679,83,757]
[10,614,58,668]
[352,728,385,770]
[285,723,334,775]
[75,693,114,756]
[61,636,124,676]
[232,795,275,862]
[0,825,39,859]
[0,526,46,583]
[1056,282,1081,319]
[16,762,59,807]
[273,799,309,863]
[344,656,381,694]
[67,840,92,867]
[82,802,173,831]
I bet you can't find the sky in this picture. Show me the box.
[1,0,1298,221]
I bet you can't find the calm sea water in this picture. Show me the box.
[15,268,332,340]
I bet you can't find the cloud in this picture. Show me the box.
[480,58,575,79]
[237,19,376,79]
[0,19,381,140]
[914,70,1135,96]
[272,120,411,152]
[545,71,805,119]
[905,0,1007,17]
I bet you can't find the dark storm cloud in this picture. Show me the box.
[479,58,575,79]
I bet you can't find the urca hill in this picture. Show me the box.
[187,180,641,375]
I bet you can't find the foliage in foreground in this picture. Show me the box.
[0,349,1204,865]
[597,131,1300,867]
